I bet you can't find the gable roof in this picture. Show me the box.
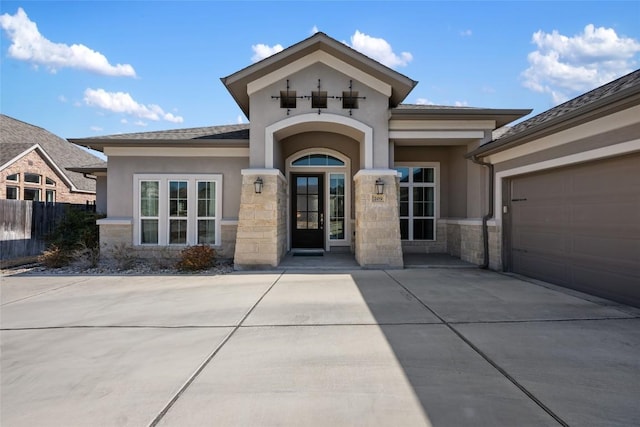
[468,69,640,157]
[221,32,418,118]
[70,124,249,151]
[0,114,105,192]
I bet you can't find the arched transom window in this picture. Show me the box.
[291,154,344,167]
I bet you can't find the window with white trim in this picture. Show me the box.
[395,166,437,241]
[135,174,221,246]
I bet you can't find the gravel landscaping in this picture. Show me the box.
[1,259,234,276]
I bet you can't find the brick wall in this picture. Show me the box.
[0,150,96,204]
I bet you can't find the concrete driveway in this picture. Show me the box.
[1,269,639,426]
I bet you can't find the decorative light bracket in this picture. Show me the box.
[254,177,264,194]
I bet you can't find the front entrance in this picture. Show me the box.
[291,173,324,249]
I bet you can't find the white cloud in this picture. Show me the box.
[251,43,284,62]
[311,25,319,35]
[454,100,469,107]
[460,29,473,37]
[415,98,435,105]
[134,120,148,127]
[58,95,67,103]
[83,88,184,123]
[522,24,640,104]
[236,114,244,124]
[120,118,128,124]
[348,30,412,68]
[90,126,103,132]
[0,8,136,77]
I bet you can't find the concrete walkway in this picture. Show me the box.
[1,269,639,426]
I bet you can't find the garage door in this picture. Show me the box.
[508,153,640,307]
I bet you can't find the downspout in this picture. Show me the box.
[470,155,494,269]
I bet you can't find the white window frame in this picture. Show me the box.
[133,174,222,246]
[24,173,41,184]
[395,162,440,241]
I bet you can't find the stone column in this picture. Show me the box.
[353,170,403,268]
[234,169,287,269]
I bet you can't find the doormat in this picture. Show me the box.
[292,252,324,257]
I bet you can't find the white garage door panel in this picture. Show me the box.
[509,153,640,307]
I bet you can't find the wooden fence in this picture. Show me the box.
[0,200,95,264]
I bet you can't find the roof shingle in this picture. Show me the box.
[1,115,105,192]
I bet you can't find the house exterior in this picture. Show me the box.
[70,33,639,306]
[0,114,104,206]
[467,69,640,307]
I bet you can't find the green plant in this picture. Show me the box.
[46,207,101,253]
[39,245,72,268]
[176,245,216,271]
[43,207,102,268]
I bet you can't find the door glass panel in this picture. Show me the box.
[307,213,319,229]
[307,195,318,211]
[296,195,308,212]
[307,177,318,194]
[297,212,308,229]
[295,176,321,230]
[297,177,307,194]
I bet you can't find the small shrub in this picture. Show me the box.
[176,245,216,271]
[46,207,101,253]
[110,243,137,270]
[152,247,176,269]
[39,245,72,268]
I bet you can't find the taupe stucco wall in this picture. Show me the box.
[394,145,475,218]
[96,175,107,214]
[106,156,248,219]
[493,122,640,173]
[249,62,391,168]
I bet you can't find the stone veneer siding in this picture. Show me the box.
[98,220,238,263]
[353,171,403,268]
[234,171,287,268]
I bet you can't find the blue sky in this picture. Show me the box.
[1,1,639,141]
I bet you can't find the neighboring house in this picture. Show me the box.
[69,33,639,306]
[0,114,105,207]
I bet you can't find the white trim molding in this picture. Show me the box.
[486,104,640,164]
[0,144,80,192]
[494,139,640,222]
[96,217,133,225]
[105,147,249,157]
[265,113,373,169]
[247,50,392,97]
[133,173,223,246]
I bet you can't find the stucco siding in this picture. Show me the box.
[493,122,640,174]
[250,62,391,168]
[105,156,248,219]
[394,145,477,218]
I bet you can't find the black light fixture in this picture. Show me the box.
[375,178,384,195]
[254,177,263,194]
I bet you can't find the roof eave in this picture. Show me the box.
[221,32,418,117]
[69,138,250,152]
[467,86,640,159]
[391,108,532,128]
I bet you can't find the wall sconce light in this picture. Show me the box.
[254,177,263,194]
[375,178,384,195]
